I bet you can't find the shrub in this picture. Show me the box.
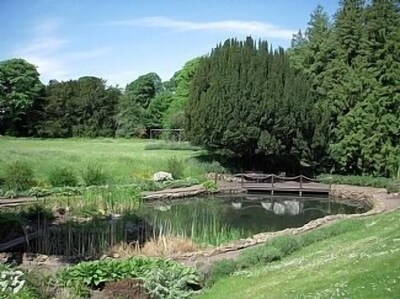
[386,181,400,194]
[267,235,301,255]
[57,257,201,298]
[81,163,108,186]
[239,245,282,267]
[3,161,34,191]
[317,174,394,190]
[166,156,185,179]
[48,167,79,187]
[202,180,217,191]
[205,259,238,286]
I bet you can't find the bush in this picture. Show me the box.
[202,180,217,191]
[48,167,79,187]
[166,156,185,179]
[239,245,283,267]
[3,161,34,191]
[205,259,238,286]
[81,163,108,186]
[267,235,301,255]
[317,174,394,190]
[57,257,201,298]
[386,181,400,194]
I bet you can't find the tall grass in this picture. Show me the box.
[139,199,247,246]
[0,137,210,189]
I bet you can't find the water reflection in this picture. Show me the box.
[141,195,367,246]
[231,197,334,216]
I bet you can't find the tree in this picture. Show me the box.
[37,77,120,137]
[0,58,44,135]
[186,38,316,171]
[163,58,201,129]
[125,73,162,109]
[116,72,163,137]
[330,0,400,176]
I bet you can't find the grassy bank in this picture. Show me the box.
[198,209,400,299]
[318,174,400,193]
[0,137,210,191]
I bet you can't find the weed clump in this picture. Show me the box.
[82,163,108,186]
[3,161,35,191]
[166,156,185,179]
[48,166,79,187]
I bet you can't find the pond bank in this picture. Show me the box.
[1,183,398,270]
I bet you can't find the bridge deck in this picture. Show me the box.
[237,174,331,196]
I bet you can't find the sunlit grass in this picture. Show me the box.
[197,209,400,299]
[0,137,209,186]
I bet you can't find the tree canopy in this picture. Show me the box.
[186,38,317,170]
[0,59,44,135]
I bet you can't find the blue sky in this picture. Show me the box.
[0,0,338,86]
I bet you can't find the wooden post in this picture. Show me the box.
[299,175,303,197]
[214,172,218,185]
[271,175,274,196]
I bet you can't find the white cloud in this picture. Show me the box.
[107,16,295,39]
[15,19,112,83]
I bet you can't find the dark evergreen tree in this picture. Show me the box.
[186,37,316,170]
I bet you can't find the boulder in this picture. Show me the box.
[153,171,173,182]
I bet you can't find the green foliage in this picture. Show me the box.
[164,58,201,129]
[205,259,238,286]
[317,174,398,192]
[162,177,200,189]
[166,156,185,179]
[186,37,317,168]
[57,257,201,298]
[48,167,79,187]
[3,161,34,191]
[290,0,400,176]
[81,163,108,186]
[386,181,400,194]
[0,58,44,136]
[202,180,217,191]
[116,72,163,137]
[36,77,121,138]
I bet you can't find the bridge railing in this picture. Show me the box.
[234,173,330,196]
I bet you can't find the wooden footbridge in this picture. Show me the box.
[235,173,331,196]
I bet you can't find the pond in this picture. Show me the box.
[3,195,368,258]
[138,195,367,246]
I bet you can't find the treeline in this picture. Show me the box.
[1,0,399,178]
[290,0,400,177]
[0,58,200,138]
[186,0,400,177]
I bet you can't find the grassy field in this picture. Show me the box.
[0,137,209,186]
[198,209,400,299]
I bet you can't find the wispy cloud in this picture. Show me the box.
[107,16,295,39]
[15,19,112,82]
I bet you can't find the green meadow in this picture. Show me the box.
[0,137,208,186]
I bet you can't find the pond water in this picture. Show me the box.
[137,195,367,245]
[17,195,368,257]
